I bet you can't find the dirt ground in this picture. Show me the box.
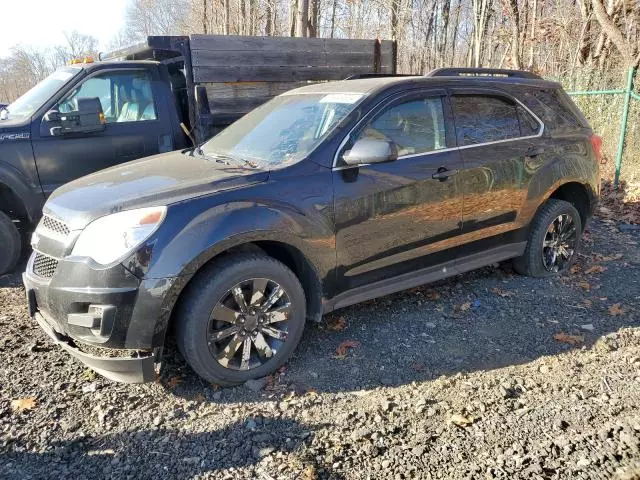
[0,217,639,479]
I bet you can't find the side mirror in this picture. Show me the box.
[49,97,105,136]
[342,138,398,166]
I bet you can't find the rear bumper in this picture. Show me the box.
[33,309,156,383]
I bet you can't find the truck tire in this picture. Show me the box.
[175,253,306,386]
[514,199,582,278]
[0,211,21,275]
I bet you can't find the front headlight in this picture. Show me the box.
[71,206,167,265]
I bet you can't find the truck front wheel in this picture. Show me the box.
[175,253,306,385]
[0,211,21,275]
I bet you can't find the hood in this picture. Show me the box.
[44,149,269,230]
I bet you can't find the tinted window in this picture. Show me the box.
[520,89,584,132]
[356,97,446,156]
[452,95,521,145]
[517,105,540,136]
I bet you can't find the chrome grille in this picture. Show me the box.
[33,253,58,278]
[41,215,70,237]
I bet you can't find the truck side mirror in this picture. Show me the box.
[342,138,398,166]
[49,97,106,136]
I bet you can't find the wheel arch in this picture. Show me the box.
[0,167,42,225]
[154,237,325,348]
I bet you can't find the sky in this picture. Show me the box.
[0,0,129,57]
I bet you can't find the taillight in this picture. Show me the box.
[591,134,604,164]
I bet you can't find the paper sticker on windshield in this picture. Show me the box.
[319,93,363,104]
[51,71,75,82]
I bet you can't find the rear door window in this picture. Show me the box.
[452,94,540,146]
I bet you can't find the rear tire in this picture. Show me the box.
[514,199,582,278]
[0,211,21,275]
[175,253,306,385]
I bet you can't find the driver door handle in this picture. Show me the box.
[432,167,459,181]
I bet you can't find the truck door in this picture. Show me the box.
[31,67,173,196]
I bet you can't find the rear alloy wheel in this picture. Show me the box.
[0,211,21,275]
[176,254,306,385]
[514,199,582,278]
[541,213,578,273]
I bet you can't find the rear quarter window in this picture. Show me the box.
[519,89,587,133]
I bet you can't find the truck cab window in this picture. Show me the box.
[57,71,157,124]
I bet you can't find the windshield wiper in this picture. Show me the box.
[205,152,259,169]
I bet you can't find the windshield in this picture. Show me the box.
[1,67,81,120]
[201,92,365,167]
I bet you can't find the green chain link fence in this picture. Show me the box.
[565,67,639,188]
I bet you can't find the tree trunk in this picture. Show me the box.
[450,0,462,63]
[590,0,639,67]
[224,0,231,35]
[504,0,521,68]
[299,0,310,36]
[391,0,401,41]
[309,0,319,37]
[266,0,274,35]
[438,0,451,66]
[290,0,298,36]
[330,0,338,37]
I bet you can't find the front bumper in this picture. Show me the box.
[23,252,176,383]
[33,309,156,383]
[34,312,156,383]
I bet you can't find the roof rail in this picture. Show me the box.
[427,68,542,80]
[345,73,420,80]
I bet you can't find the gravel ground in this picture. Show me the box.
[1,218,639,479]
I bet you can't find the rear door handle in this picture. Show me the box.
[432,167,459,181]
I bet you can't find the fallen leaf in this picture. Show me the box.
[570,264,582,274]
[583,299,593,307]
[167,376,182,389]
[426,290,440,301]
[449,413,475,427]
[579,281,591,291]
[334,340,360,359]
[608,303,626,316]
[597,253,623,262]
[282,391,296,402]
[491,287,515,297]
[277,365,287,374]
[327,316,347,331]
[11,397,36,412]
[302,464,318,480]
[194,393,206,402]
[585,265,607,274]
[554,332,585,345]
[459,302,471,312]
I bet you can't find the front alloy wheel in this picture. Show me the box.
[176,253,306,385]
[208,278,291,371]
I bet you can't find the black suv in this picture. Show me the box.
[23,68,600,384]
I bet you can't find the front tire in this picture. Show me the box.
[0,211,21,275]
[514,199,582,278]
[175,253,306,385]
